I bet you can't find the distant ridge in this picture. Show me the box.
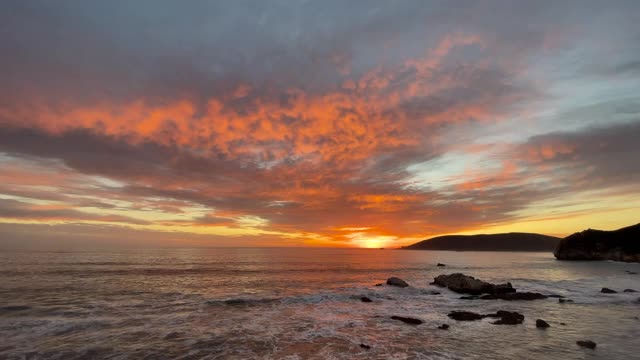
[403,232,561,252]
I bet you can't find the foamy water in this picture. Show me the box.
[1,248,639,359]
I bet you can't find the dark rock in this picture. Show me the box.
[460,295,480,300]
[448,311,485,321]
[479,292,548,301]
[576,340,597,349]
[437,324,450,330]
[601,287,617,294]
[626,270,638,274]
[546,294,565,298]
[437,263,446,267]
[386,277,409,288]
[0,305,31,312]
[361,296,372,303]
[432,273,515,295]
[374,283,383,287]
[536,319,550,328]
[488,310,524,325]
[391,316,423,325]
[559,298,574,303]
[360,344,371,350]
[623,289,637,293]
[560,322,567,325]
[554,223,640,262]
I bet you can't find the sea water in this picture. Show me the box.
[1,248,639,359]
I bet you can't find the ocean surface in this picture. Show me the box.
[1,248,639,359]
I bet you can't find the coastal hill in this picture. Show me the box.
[554,223,640,262]
[403,232,560,252]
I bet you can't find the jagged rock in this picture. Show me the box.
[623,289,637,293]
[554,223,640,262]
[437,263,446,267]
[488,310,524,325]
[437,324,450,330]
[432,273,514,295]
[360,344,371,350]
[447,311,485,321]
[361,296,372,303]
[601,288,617,294]
[536,319,550,328]
[391,316,423,325]
[576,340,597,349]
[386,277,409,288]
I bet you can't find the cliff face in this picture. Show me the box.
[404,233,560,252]
[554,223,640,262]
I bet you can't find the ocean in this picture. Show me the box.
[1,248,639,359]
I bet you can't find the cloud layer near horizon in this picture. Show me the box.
[1,0,639,248]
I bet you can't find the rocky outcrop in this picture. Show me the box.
[386,277,409,287]
[432,273,514,295]
[576,340,597,349]
[391,316,423,325]
[554,223,640,262]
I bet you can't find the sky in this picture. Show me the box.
[0,0,639,249]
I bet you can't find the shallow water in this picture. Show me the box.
[1,248,639,359]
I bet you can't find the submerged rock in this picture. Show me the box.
[386,277,409,288]
[448,310,524,325]
[448,311,485,321]
[601,287,617,294]
[623,289,637,293]
[391,316,423,325]
[374,283,383,287]
[488,310,524,325]
[554,223,640,262]
[536,319,550,328]
[164,332,181,340]
[437,263,446,267]
[360,296,372,303]
[432,273,514,295]
[559,298,574,303]
[576,340,597,349]
[437,324,450,330]
[626,270,638,275]
[359,344,371,350]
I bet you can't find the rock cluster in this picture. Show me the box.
[447,310,524,325]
